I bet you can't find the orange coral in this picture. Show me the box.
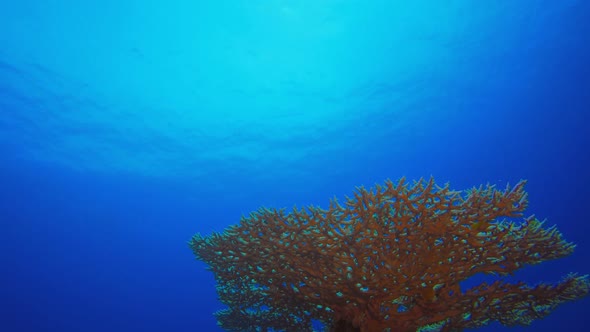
[189,178,589,331]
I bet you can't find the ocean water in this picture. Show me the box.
[1,1,589,331]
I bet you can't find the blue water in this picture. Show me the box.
[1,1,589,331]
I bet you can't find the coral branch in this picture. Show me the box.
[189,178,589,331]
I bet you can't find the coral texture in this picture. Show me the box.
[190,178,589,331]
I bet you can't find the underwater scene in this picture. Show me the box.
[1,1,589,331]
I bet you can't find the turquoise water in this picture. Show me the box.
[1,1,589,331]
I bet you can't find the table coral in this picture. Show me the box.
[189,178,589,331]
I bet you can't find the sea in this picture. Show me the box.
[1,1,589,331]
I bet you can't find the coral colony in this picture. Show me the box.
[190,178,589,331]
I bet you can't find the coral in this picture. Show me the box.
[189,178,589,331]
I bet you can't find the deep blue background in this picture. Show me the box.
[1,1,589,331]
